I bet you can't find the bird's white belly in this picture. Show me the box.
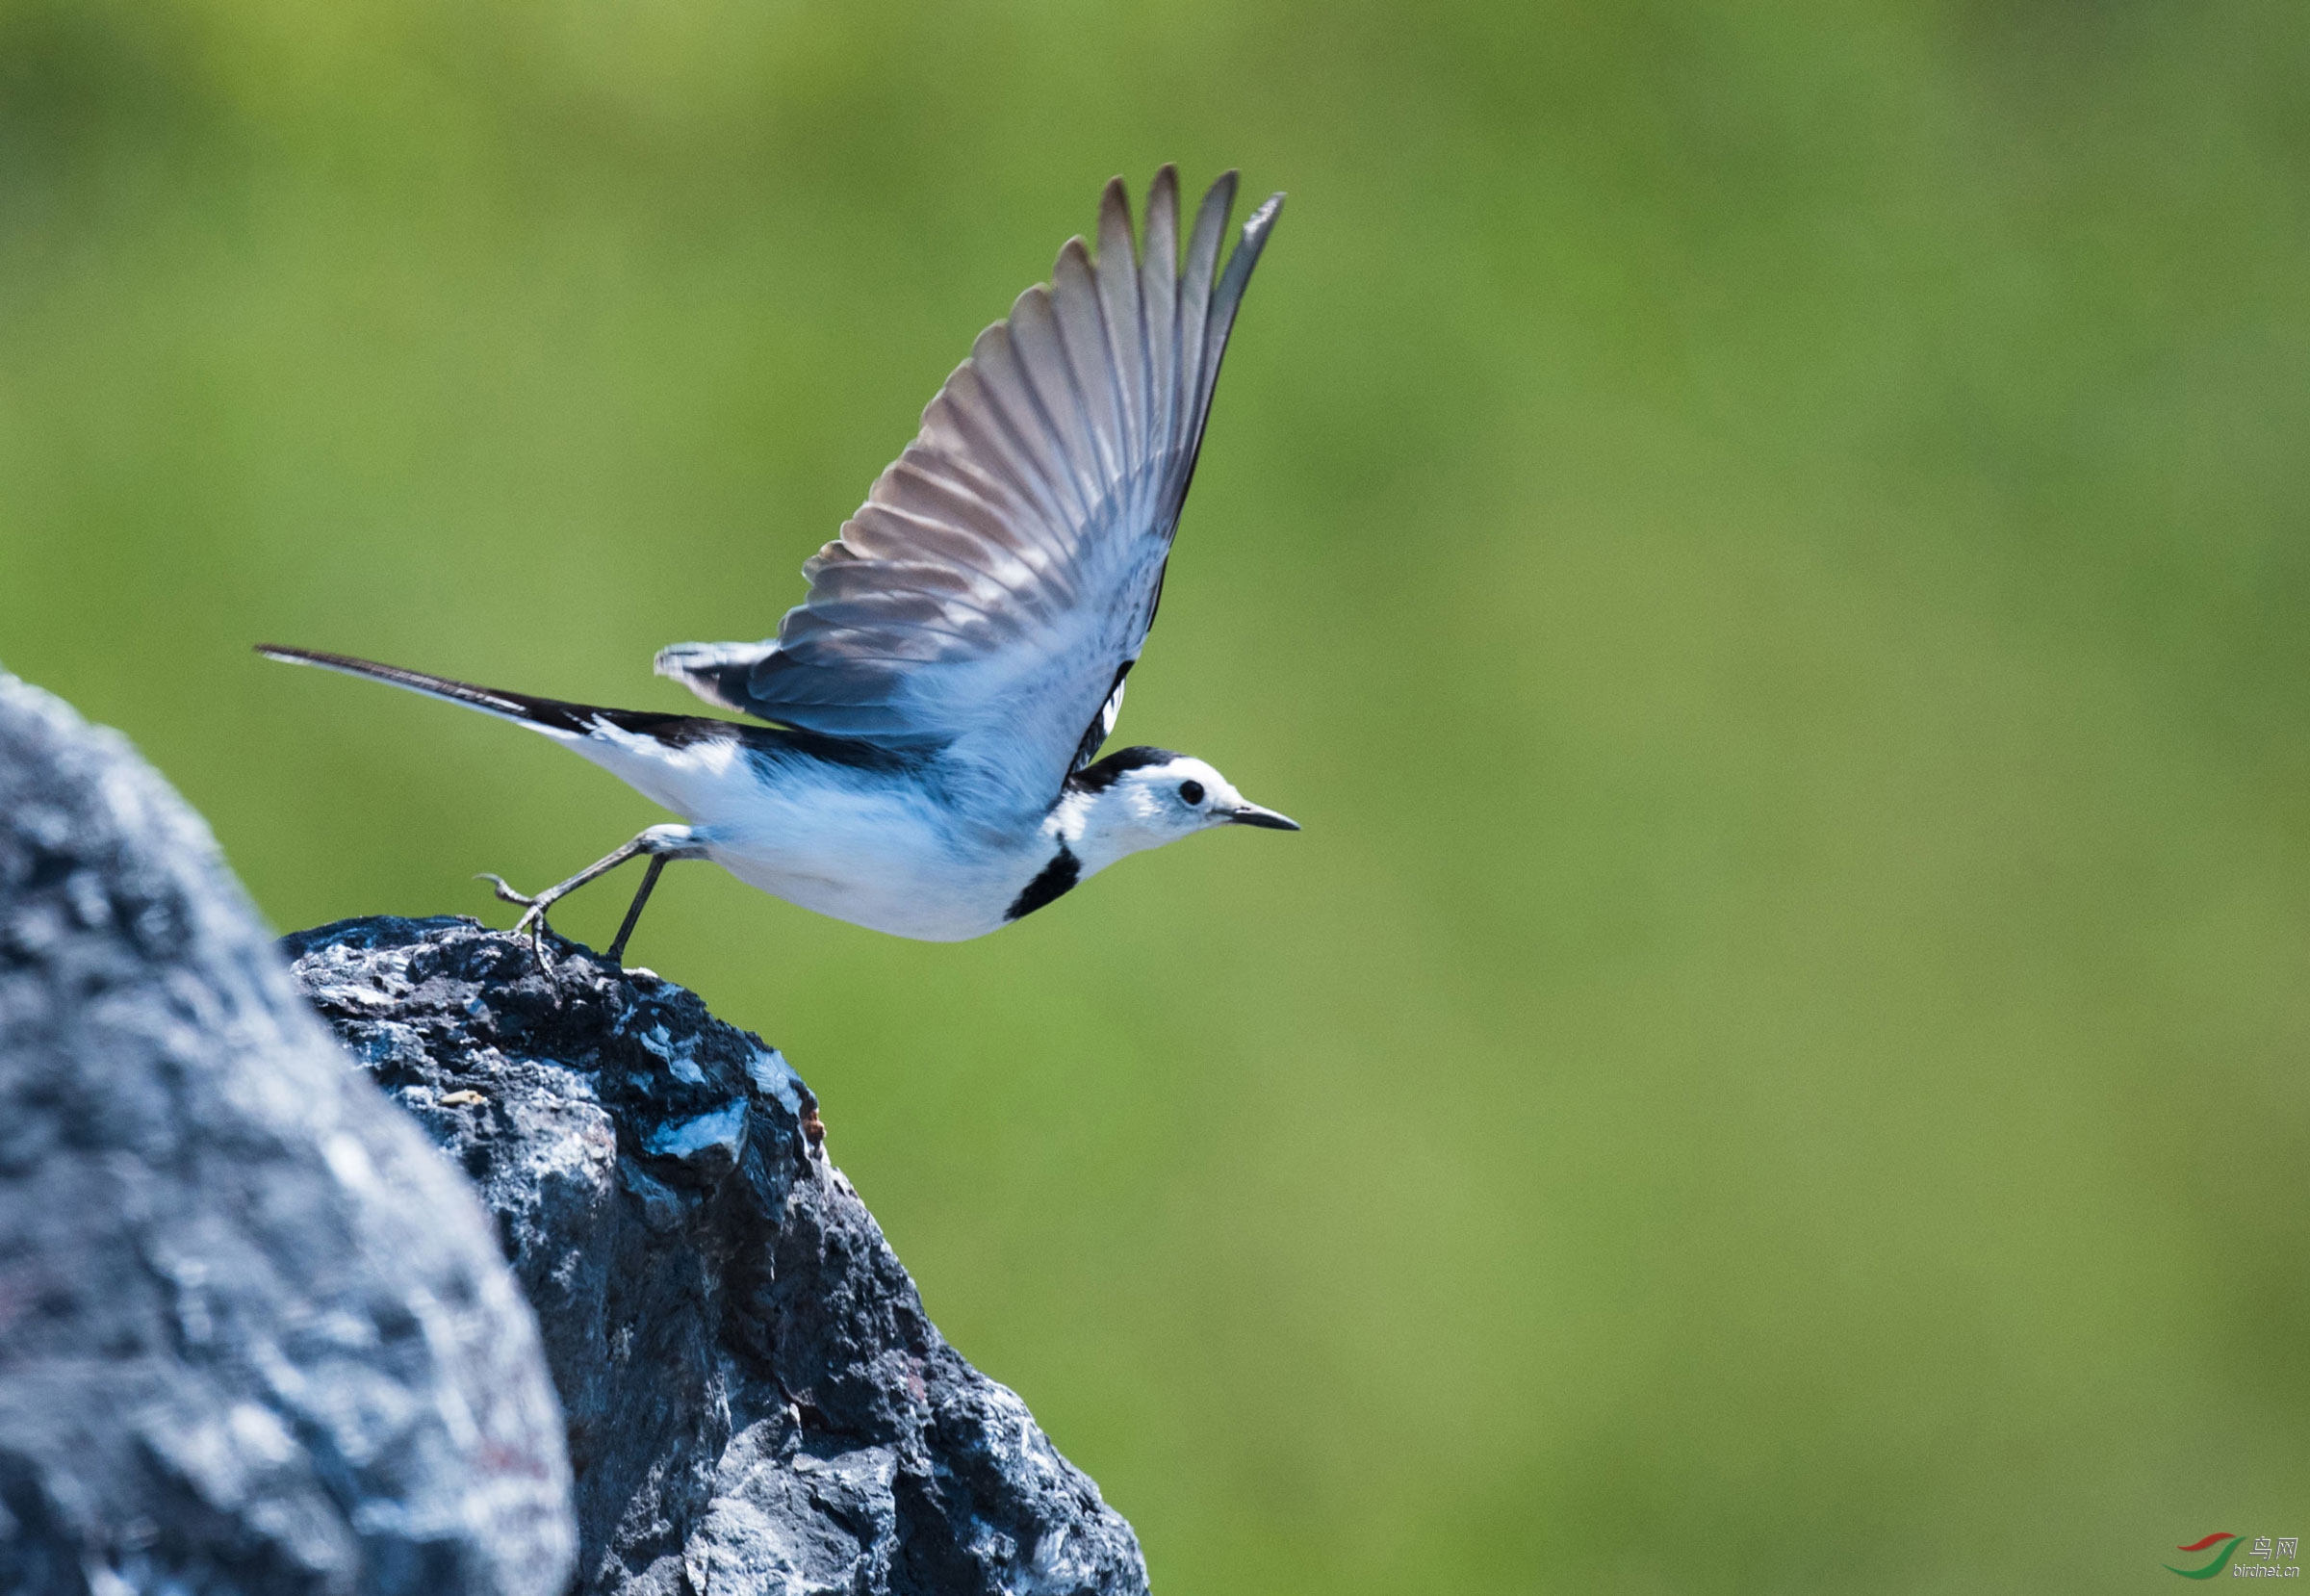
[701,784,1040,942]
[707,839,1016,940]
[571,722,1055,940]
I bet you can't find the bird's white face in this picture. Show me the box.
[1071,754,1299,865]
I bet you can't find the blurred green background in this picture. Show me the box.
[4,1,2307,1589]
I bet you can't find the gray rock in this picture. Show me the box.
[282,915,1150,1596]
[0,673,576,1596]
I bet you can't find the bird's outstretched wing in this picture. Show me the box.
[655,167,1282,816]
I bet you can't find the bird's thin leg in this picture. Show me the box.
[478,839,646,963]
[602,827,706,963]
[477,825,702,966]
[605,856,669,966]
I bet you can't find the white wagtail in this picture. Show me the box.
[261,167,1296,964]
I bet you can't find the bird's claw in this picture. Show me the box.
[476,871,536,908]
[476,873,556,969]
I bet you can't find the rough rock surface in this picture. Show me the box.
[283,914,1149,1596]
[0,673,576,1596]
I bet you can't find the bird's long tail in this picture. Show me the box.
[254,645,706,745]
[255,643,756,828]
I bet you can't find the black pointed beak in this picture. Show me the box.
[1226,803,1300,831]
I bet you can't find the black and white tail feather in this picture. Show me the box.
[259,168,1295,961]
[255,647,723,747]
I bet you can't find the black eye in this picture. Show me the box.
[1178,780,1205,806]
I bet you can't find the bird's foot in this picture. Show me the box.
[475,873,556,968]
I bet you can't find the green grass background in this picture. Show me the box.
[4,2,2307,1588]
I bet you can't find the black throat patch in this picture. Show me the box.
[1004,843,1082,922]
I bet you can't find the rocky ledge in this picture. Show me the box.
[0,665,1148,1596]
[281,916,1148,1596]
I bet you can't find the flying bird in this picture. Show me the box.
[261,167,1296,963]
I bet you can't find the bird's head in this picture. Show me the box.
[1063,746,1298,864]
